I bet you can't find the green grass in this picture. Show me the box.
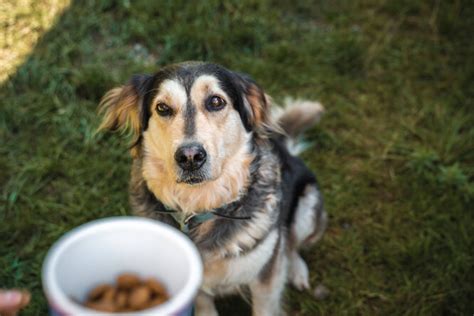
[1,0,473,315]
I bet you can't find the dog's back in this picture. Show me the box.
[270,99,327,239]
[269,100,328,291]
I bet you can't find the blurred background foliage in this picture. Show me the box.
[0,0,473,315]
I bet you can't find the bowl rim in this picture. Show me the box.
[42,216,203,315]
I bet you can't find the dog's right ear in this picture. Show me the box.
[97,75,152,145]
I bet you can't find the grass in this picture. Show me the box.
[1,0,473,315]
[0,0,70,82]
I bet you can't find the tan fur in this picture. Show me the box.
[202,257,228,288]
[243,85,270,132]
[247,87,266,125]
[143,138,254,214]
[242,90,284,138]
[141,76,255,214]
[193,219,215,240]
[97,85,142,157]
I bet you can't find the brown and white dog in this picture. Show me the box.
[98,62,327,316]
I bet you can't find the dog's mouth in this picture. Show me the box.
[176,164,213,185]
[176,171,210,185]
[178,176,205,185]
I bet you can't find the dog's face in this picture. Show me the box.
[146,73,249,185]
[99,62,271,187]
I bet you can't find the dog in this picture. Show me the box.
[98,62,327,316]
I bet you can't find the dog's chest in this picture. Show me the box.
[201,229,278,292]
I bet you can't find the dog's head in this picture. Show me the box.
[98,62,273,187]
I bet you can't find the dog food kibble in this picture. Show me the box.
[85,300,116,313]
[88,284,112,301]
[83,273,169,312]
[117,273,141,289]
[102,287,117,302]
[145,277,167,295]
[129,285,151,309]
[115,291,128,309]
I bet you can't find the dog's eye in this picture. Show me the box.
[206,95,226,111]
[156,103,173,116]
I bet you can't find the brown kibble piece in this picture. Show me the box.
[128,285,151,310]
[114,290,128,310]
[117,273,141,289]
[145,278,168,297]
[102,287,116,302]
[88,284,113,301]
[85,300,116,312]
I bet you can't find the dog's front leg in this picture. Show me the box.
[250,240,288,316]
[250,273,287,316]
[195,290,218,316]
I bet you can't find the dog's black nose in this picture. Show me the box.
[175,143,207,171]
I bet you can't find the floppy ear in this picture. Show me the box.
[97,74,152,153]
[231,72,277,135]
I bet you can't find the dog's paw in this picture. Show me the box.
[289,253,310,291]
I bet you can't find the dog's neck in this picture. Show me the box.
[142,141,256,215]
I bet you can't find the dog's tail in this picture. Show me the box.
[272,98,324,155]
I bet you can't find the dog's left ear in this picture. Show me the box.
[97,75,151,133]
[231,72,274,134]
[97,75,152,154]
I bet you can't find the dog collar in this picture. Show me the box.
[181,212,215,234]
[165,210,215,233]
[157,204,250,234]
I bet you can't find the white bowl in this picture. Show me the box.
[42,217,202,315]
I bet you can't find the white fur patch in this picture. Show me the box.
[285,137,312,156]
[292,185,320,244]
[152,79,187,111]
[288,252,310,291]
[201,230,279,294]
[273,98,325,125]
[224,229,279,285]
[223,202,276,257]
[190,75,230,106]
[271,98,325,156]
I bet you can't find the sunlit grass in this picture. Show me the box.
[0,0,71,82]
